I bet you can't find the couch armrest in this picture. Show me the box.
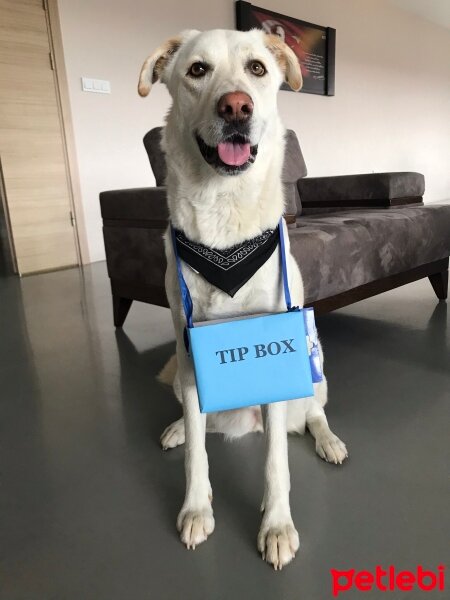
[100,187,168,227]
[297,172,424,209]
[100,187,168,304]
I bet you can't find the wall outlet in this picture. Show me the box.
[81,77,111,94]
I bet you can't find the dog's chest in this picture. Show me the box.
[183,249,286,322]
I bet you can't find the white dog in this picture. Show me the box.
[139,29,348,570]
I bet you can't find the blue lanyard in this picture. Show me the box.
[171,218,293,329]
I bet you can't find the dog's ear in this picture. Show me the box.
[138,36,183,97]
[138,30,200,97]
[264,34,303,92]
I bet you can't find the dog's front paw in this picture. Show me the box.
[257,517,299,570]
[161,417,185,450]
[316,433,348,464]
[177,505,215,549]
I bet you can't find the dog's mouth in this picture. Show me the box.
[195,133,258,175]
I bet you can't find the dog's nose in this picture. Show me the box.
[217,91,253,122]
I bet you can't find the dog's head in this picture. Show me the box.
[138,29,301,176]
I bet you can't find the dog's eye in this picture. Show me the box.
[249,61,266,76]
[188,62,208,78]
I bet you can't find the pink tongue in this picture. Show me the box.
[217,141,251,166]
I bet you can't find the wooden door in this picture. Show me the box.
[0,0,78,274]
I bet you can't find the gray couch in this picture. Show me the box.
[100,128,449,326]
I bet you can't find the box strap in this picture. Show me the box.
[278,216,292,311]
[171,218,292,328]
[170,226,194,328]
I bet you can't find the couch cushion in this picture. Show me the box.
[282,129,307,182]
[283,130,307,219]
[290,204,450,303]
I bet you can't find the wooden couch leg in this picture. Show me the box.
[428,269,448,300]
[113,296,133,327]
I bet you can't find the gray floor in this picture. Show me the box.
[1,263,449,600]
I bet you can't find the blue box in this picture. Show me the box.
[188,309,314,413]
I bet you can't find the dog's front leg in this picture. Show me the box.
[176,346,214,549]
[258,402,299,570]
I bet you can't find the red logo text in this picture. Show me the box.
[331,565,445,597]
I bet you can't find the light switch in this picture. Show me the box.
[81,77,111,94]
[82,77,93,91]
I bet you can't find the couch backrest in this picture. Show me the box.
[283,130,307,181]
[143,128,167,187]
[143,126,307,216]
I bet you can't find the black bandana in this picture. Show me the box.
[174,226,279,297]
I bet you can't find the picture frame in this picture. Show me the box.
[235,0,336,96]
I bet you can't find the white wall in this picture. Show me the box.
[57,0,450,263]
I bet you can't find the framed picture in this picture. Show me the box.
[235,1,335,96]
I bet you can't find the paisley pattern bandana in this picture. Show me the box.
[174,226,280,297]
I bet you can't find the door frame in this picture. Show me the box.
[0,156,18,274]
[44,0,90,265]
